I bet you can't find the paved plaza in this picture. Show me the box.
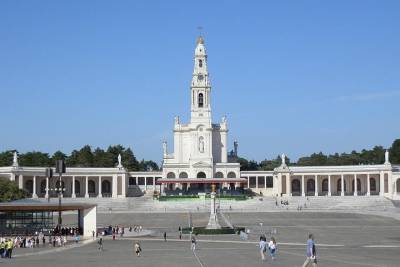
[3,211,400,267]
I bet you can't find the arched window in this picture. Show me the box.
[322,179,328,192]
[179,172,188,179]
[307,179,315,193]
[227,172,236,178]
[197,172,206,178]
[167,172,176,179]
[88,180,96,194]
[370,178,376,191]
[102,180,111,194]
[199,59,203,68]
[215,172,223,178]
[198,93,204,108]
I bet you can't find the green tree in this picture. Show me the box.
[0,178,27,202]
[121,148,140,171]
[0,150,14,166]
[390,139,400,164]
[93,147,113,167]
[19,151,52,166]
[51,151,67,165]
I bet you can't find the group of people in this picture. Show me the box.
[259,235,277,262]
[0,238,13,258]
[258,233,317,266]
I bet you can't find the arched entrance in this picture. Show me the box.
[215,172,223,178]
[292,179,301,195]
[75,180,81,195]
[25,180,33,194]
[102,180,111,195]
[307,179,315,195]
[40,180,46,194]
[370,178,376,192]
[322,179,328,193]
[88,180,96,194]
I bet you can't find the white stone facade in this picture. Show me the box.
[1,37,399,199]
[161,36,240,184]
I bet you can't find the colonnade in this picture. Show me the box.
[15,174,126,199]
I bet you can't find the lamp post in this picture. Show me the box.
[45,168,53,203]
[55,160,66,231]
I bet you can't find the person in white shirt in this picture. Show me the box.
[259,236,267,261]
[268,237,277,260]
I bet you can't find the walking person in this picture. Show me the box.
[191,236,196,251]
[268,237,277,261]
[98,237,103,251]
[134,242,142,257]
[259,235,267,261]
[163,232,167,242]
[302,234,317,267]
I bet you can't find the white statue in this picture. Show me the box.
[199,137,205,153]
[385,150,390,164]
[174,116,180,125]
[281,153,286,166]
[163,141,167,156]
[117,153,123,168]
[12,151,18,167]
[222,115,227,123]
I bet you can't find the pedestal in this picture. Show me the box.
[206,192,221,229]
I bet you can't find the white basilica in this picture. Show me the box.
[0,36,400,200]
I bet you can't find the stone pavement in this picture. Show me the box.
[4,212,400,267]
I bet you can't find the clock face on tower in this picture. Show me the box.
[198,74,204,81]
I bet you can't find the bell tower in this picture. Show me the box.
[190,36,212,126]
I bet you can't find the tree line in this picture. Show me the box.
[0,144,159,171]
[239,138,400,171]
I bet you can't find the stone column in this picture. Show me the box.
[367,173,370,196]
[354,174,358,196]
[45,177,49,198]
[341,174,344,196]
[32,176,38,198]
[121,174,127,197]
[85,176,89,198]
[144,176,148,191]
[314,175,318,196]
[10,173,15,181]
[286,175,291,196]
[135,177,139,186]
[72,176,76,198]
[264,176,267,189]
[247,176,250,189]
[18,174,23,189]
[328,175,331,196]
[301,175,305,197]
[112,175,118,198]
[379,171,384,196]
[98,177,102,198]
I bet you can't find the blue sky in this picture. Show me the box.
[0,0,399,164]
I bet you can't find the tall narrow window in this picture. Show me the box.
[198,93,204,108]
[199,59,203,68]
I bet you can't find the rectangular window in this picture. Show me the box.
[266,176,273,188]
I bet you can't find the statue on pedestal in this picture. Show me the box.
[117,154,123,169]
[206,184,221,229]
[12,151,18,168]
